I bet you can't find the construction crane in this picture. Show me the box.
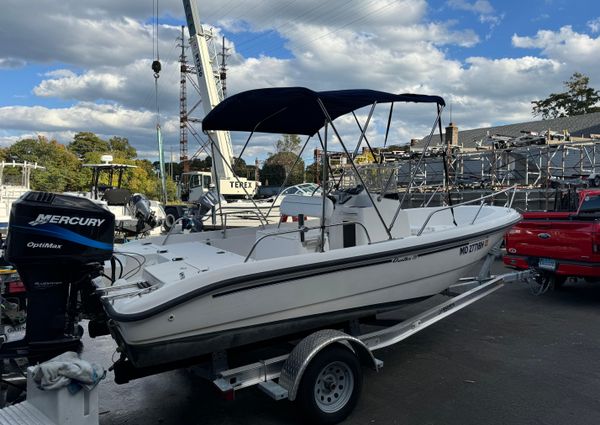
[181,0,259,199]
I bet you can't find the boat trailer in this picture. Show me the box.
[0,243,531,424]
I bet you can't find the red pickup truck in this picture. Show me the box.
[503,189,600,286]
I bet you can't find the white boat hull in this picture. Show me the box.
[103,205,517,368]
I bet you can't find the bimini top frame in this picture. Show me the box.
[202,87,446,242]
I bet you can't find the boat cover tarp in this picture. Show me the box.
[202,87,445,136]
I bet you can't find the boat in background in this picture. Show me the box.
[0,161,45,235]
[202,182,322,227]
[65,155,166,238]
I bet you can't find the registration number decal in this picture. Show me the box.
[459,238,489,256]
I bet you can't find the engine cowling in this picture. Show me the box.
[2,191,114,361]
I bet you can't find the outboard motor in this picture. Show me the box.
[182,190,220,232]
[2,192,114,362]
[197,189,220,217]
[127,193,160,234]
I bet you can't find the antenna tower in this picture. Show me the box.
[218,36,229,98]
[178,25,190,172]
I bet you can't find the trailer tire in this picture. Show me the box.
[296,344,362,425]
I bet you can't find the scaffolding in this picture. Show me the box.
[337,140,600,211]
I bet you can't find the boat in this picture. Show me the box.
[198,182,322,227]
[98,88,521,372]
[2,88,520,382]
[0,161,45,235]
[65,155,167,237]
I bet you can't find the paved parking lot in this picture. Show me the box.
[91,262,600,425]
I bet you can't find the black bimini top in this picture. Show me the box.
[202,87,445,136]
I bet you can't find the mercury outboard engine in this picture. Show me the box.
[127,193,160,235]
[197,189,220,217]
[182,189,220,232]
[2,191,114,362]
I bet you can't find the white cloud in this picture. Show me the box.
[0,103,165,152]
[446,0,503,30]
[0,58,26,69]
[588,17,600,33]
[32,59,183,114]
[448,0,494,15]
[512,26,600,69]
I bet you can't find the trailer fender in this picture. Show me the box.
[278,329,381,401]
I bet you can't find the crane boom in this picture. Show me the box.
[181,0,259,198]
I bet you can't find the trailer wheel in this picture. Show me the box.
[296,345,362,425]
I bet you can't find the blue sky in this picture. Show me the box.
[1,0,600,161]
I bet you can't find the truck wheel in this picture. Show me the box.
[163,213,176,231]
[296,345,362,425]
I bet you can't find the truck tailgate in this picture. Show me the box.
[506,217,595,262]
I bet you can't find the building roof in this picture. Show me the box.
[418,111,600,149]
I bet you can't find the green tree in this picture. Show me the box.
[260,134,305,186]
[532,72,600,119]
[304,162,320,184]
[233,157,250,178]
[260,162,285,186]
[108,136,137,159]
[8,136,85,192]
[275,134,302,154]
[68,132,110,158]
[189,156,212,171]
[261,152,305,186]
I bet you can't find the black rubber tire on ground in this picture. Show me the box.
[296,344,363,425]
[552,274,567,289]
[163,213,176,232]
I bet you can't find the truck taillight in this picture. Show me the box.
[593,234,600,254]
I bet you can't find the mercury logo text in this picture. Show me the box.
[28,214,106,227]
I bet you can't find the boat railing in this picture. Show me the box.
[220,209,271,234]
[244,220,372,263]
[416,184,518,236]
[161,208,272,245]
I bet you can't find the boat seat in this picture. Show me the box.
[279,195,333,220]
